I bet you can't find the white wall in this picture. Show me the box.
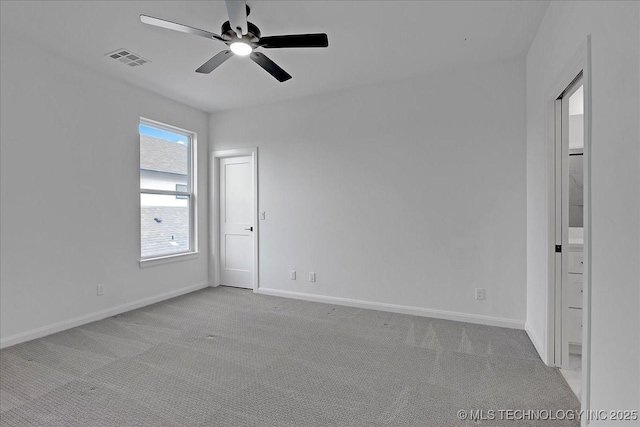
[0,33,210,345]
[526,0,639,420]
[210,58,527,328]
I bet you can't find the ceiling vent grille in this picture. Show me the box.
[105,49,150,67]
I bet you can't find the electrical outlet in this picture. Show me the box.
[475,288,486,300]
[290,270,296,280]
[309,272,316,283]
[97,284,105,296]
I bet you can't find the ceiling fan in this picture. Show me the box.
[140,0,329,82]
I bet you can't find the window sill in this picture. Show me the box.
[139,252,200,268]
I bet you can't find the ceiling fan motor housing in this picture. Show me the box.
[221,20,261,41]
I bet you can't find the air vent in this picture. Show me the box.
[105,49,150,67]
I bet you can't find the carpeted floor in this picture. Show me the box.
[0,286,579,426]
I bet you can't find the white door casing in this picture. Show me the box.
[540,37,591,418]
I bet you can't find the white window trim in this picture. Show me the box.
[139,117,197,265]
[138,251,200,268]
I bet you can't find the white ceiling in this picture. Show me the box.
[1,1,549,113]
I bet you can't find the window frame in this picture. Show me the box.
[139,117,197,265]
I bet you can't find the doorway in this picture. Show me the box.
[554,74,585,400]
[210,148,258,290]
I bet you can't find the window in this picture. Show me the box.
[139,119,196,260]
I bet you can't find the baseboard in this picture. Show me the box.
[0,282,211,349]
[525,321,548,364]
[256,288,524,329]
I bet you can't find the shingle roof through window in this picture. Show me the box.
[140,135,187,175]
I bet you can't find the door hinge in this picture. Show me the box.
[555,245,562,253]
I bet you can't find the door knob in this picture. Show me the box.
[244,227,253,232]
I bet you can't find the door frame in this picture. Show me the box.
[545,37,592,419]
[210,148,259,292]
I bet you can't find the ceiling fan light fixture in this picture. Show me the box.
[230,41,252,56]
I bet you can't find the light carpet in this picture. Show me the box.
[0,286,579,426]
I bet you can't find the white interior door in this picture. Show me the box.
[219,156,254,289]
[555,75,584,368]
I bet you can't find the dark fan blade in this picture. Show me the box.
[196,50,233,74]
[140,15,225,42]
[258,33,328,49]
[225,0,248,36]
[250,52,292,82]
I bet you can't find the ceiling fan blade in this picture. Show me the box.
[250,52,292,82]
[258,34,328,49]
[140,15,225,42]
[195,50,233,74]
[225,0,248,36]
